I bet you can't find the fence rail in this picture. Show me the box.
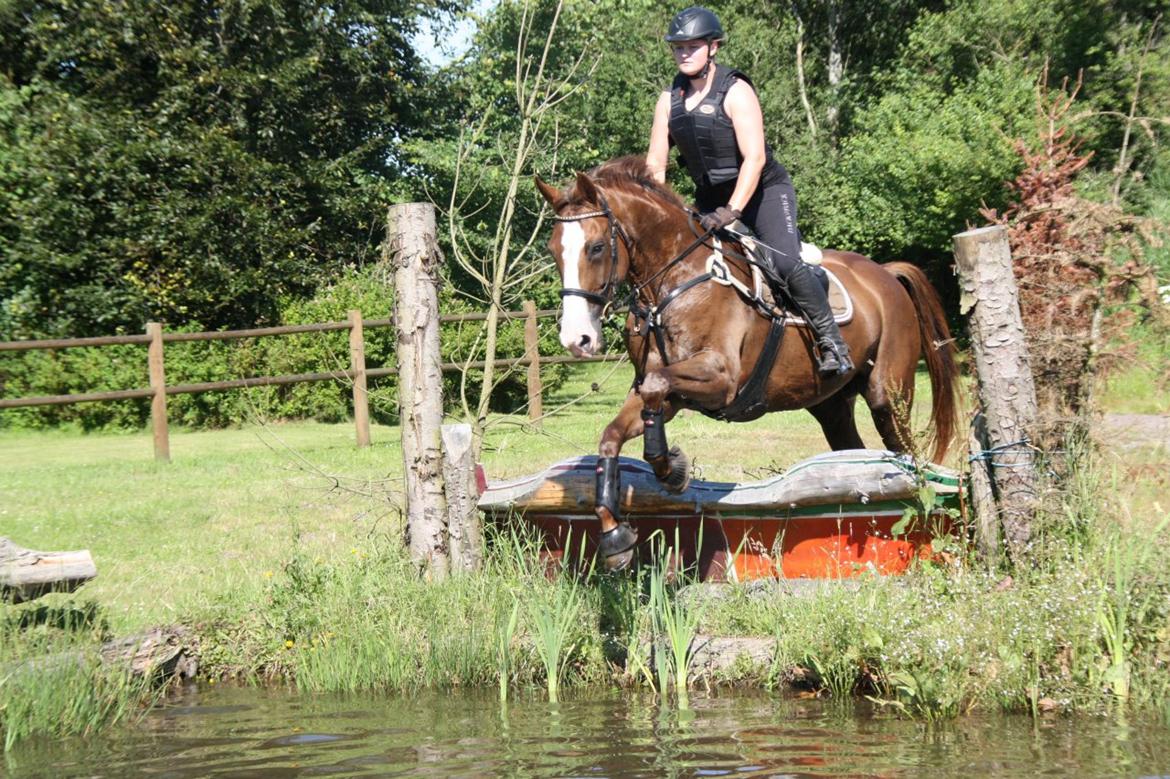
[0,304,621,460]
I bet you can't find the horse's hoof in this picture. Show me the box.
[598,521,638,561]
[604,547,636,572]
[661,446,692,493]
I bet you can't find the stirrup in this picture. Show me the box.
[817,341,853,376]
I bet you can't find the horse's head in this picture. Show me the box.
[535,172,632,358]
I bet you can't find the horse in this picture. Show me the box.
[534,156,959,570]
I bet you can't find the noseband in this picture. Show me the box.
[552,192,632,312]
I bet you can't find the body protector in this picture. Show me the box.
[668,67,778,189]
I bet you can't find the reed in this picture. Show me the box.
[646,534,700,708]
[527,577,582,704]
[496,599,520,703]
[1095,514,1170,703]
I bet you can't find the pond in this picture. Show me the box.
[5,685,1169,777]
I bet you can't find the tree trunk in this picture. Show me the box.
[953,226,1039,562]
[826,0,843,141]
[389,203,449,580]
[1,537,97,603]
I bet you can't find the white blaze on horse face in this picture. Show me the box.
[558,222,603,357]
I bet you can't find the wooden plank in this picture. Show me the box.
[0,333,151,351]
[478,450,959,516]
[0,388,154,409]
[166,370,352,394]
[162,321,350,342]
[1,537,97,603]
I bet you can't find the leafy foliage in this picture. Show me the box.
[0,0,450,338]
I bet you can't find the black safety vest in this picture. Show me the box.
[668,66,777,189]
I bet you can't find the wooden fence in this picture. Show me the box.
[0,305,620,462]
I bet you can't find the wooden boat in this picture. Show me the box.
[476,450,963,581]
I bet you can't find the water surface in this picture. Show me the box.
[6,685,1169,777]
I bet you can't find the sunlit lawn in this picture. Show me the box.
[4,358,1166,634]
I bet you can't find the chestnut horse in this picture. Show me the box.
[535,157,959,570]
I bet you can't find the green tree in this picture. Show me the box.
[0,0,451,339]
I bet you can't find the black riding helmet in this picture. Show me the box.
[664,6,724,42]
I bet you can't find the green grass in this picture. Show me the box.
[2,359,1169,749]
[0,361,947,634]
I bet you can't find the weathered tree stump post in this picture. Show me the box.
[953,225,1039,562]
[1,537,97,603]
[441,423,483,573]
[388,203,449,580]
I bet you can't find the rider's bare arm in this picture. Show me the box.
[723,79,766,213]
[646,90,672,184]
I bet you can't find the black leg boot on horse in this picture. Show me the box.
[594,455,637,571]
[784,260,854,376]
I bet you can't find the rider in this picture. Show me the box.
[646,6,853,375]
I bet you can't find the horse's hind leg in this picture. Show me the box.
[807,393,866,451]
[862,359,916,455]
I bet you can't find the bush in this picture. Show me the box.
[0,265,571,430]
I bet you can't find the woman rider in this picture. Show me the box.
[646,6,853,375]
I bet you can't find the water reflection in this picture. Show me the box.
[4,685,1169,777]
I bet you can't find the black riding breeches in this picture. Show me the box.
[696,166,801,280]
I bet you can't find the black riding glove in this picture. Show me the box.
[699,206,741,232]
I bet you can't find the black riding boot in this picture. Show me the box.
[784,261,854,375]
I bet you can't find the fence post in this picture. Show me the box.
[388,202,449,580]
[953,225,1038,563]
[146,322,170,463]
[523,300,543,425]
[348,309,371,448]
[441,423,483,573]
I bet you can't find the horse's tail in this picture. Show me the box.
[884,262,960,463]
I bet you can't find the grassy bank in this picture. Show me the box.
[2,361,1168,748]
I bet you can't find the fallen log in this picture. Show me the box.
[1,536,97,603]
[4,626,199,684]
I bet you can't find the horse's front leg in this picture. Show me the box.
[638,350,739,488]
[594,389,649,570]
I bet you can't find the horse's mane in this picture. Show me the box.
[568,155,687,211]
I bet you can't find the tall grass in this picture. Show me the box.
[646,536,701,709]
[528,578,582,703]
[0,611,155,751]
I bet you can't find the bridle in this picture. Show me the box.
[551,191,632,315]
[548,180,789,411]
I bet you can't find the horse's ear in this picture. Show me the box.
[574,171,599,205]
[534,175,564,209]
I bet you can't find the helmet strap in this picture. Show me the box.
[697,41,714,79]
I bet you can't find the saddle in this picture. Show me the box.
[707,225,854,326]
[696,227,854,423]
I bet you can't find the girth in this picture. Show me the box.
[630,234,788,423]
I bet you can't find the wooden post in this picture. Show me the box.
[441,423,483,573]
[523,299,543,424]
[388,203,449,580]
[146,322,170,463]
[348,309,371,448]
[953,225,1038,561]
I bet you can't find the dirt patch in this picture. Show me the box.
[1099,413,1170,452]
